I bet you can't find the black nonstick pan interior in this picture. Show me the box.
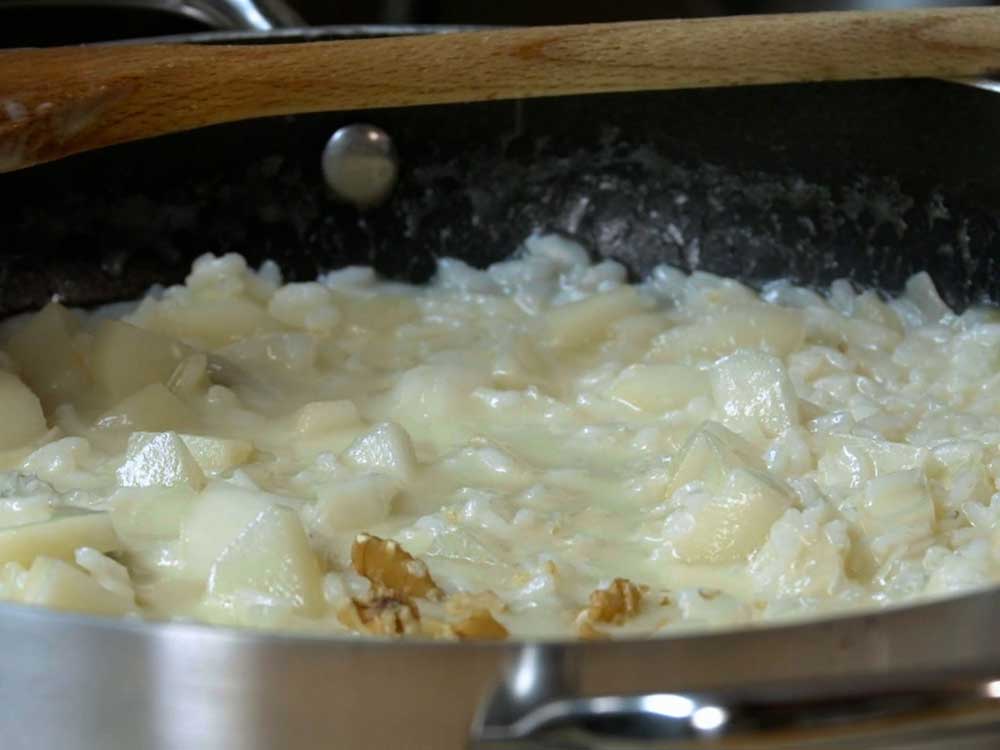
[2,76,999,313]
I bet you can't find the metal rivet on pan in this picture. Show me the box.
[321,124,399,209]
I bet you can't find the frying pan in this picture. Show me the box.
[2,24,1000,750]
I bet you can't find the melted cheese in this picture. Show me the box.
[0,235,998,639]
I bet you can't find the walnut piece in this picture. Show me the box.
[351,533,442,600]
[338,595,421,636]
[445,590,508,618]
[575,612,610,640]
[451,609,509,641]
[587,578,644,625]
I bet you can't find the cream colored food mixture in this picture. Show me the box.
[0,234,999,639]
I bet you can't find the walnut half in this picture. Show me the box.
[587,578,644,625]
[351,533,443,601]
[338,595,421,636]
[452,610,509,641]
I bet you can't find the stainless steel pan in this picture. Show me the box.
[4,584,1000,749]
[2,23,1000,750]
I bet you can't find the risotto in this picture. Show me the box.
[0,234,998,639]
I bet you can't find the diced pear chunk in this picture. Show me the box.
[343,422,417,480]
[180,484,276,580]
[21,556,134,616]
[206,505,322,614]
[178,434,253,475]
[5,303,88,411]
[391,364,486,431]
[710,350,800,439]
[858,469,934,537]
[167,354,211,398]
[0,371,47,450]
[109,487,198,539]
[75,547,136,604]
[307,474,400,533]
[0,511,119,567]
[154,298,276,347]
[650,305,806,361]
[607,364,709,412]
[97,383,198,434]
[544,287,647,349]
[666,422,763,498]
[664,467,793,564]
[90,320,188,402]
[117,432,206,490]
[816,435,927,490]
[294,400,360,435]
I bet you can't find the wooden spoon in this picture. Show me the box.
[2,7,1000,173]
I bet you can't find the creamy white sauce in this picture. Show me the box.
[0,234,998,639]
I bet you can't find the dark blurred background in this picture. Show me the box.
[0,0,994,47]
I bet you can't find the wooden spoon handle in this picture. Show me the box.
[2,8,1000,172]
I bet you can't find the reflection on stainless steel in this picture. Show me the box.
[4,568,1000,748]
[322,124,400,209]
[474,676,1000,748]
[0,0,303,31]
[950,77,1000,94]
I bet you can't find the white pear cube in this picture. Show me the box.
[343,422,417,480]
[117,432,206,490]
[666,421,763,498]
[294,400,361,435]
[75,547,136,604]
[665,467,792,564]
[97,383,198,434]
[5,303,88,411]
[0,511,119,567]
[166,354,211,398]
[710,350,800,439]
[858,469,934,537]
[178,434,253,475]
[90,320,188,402]
[391,364,486,431]
[153,298,276,347]
[607,364,709,412]
[21,556,135,617]
[544,287,647,349]
[0,371,47,450]
[816,435,927,490]
[307,474,400,533]
[179,484,276,580]
[651,305,805,361]
[206,505,322,614]
[109,486,198,540]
